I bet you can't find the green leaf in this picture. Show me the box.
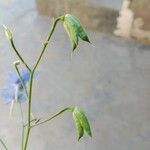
[63,14,90,51]
[73,112,84,140]
[73,107,92,138]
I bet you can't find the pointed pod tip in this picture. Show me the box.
[82,36,91,44]
[72,43,77,51]
[78,136,83,141]
[88,131,92,137]
[72,48,76,52]
[86,38,91,44]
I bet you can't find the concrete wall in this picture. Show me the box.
[36,0,118,34]
[114,0,150,44]
[130,0,150,31]
[36,0,150,44]
[88,0,124,10]
[130,0,150,44]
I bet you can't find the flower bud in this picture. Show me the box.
[3,25,13,41]
[13,60,21,66]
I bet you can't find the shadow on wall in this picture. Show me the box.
[35,0,119,34]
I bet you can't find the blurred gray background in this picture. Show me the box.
[90,0,123,9]
[0,0,150,150]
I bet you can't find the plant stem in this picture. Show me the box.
[33,17,61,72]
[14,64,27,150]
[21,126,25,150]
[31,108,71,128]
[10,39,31,72]
[23,17,61,150]
[0,138,8,150]
[14,64,29,98]
[23,72,33,150]
[19,103,25,150]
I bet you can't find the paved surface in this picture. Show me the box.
[0,0,150,150]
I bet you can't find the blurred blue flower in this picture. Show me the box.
[1,70,30,104]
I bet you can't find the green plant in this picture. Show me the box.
[1,14,92,150]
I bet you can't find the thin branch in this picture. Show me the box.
[31,107,71,128]
[0,138,8,150]
[14,64,29,99]
[33,17,61,72]
[23,72,33,150]
[10,39,31,72]
[23,17,62,150]
[19,103,25,150]
[24,118,40,127]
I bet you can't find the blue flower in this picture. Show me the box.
[1,70,30,104]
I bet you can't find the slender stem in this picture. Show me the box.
[14,63,29,150]
[23,17,61,150]
[14,64,29,98]
[0,138,8,150]
[19,103,25,127]
[10,39,31,72]
[33,17,61,72]
[19,103,25,150]
[21,127,25,150]
[23,72,33,150]
[14,63,28,150]
[31,108,71,128]
[24,119,40,127]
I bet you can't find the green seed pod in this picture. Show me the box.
[63,14,90,51]
[63,17,78,50]
[73,107,92,138]
[73,112,84,140]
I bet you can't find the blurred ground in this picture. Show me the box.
[0,0,150,150]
